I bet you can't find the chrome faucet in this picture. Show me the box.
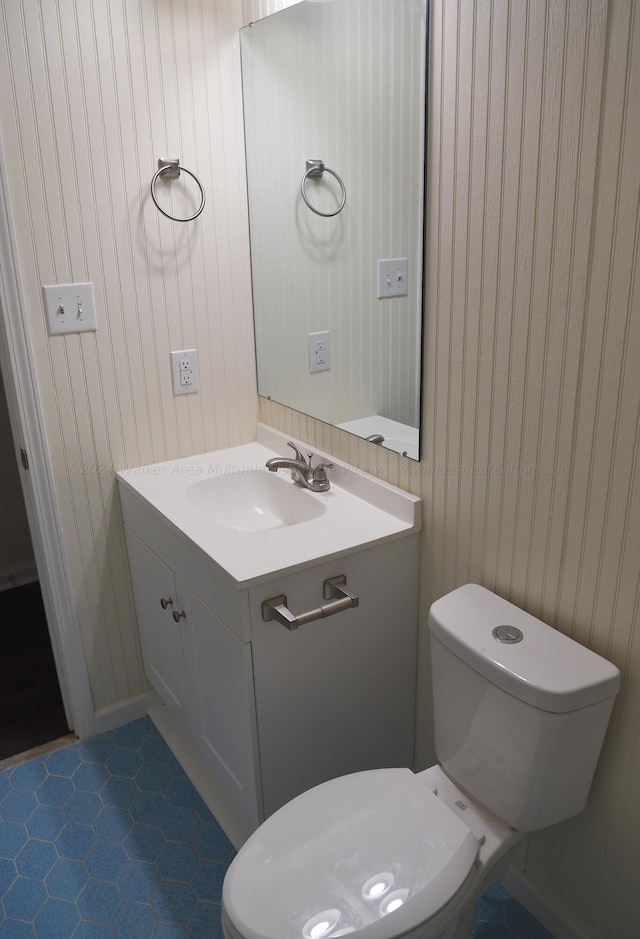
[265,442,333,492]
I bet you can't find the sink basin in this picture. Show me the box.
[336,415,419,460]
[117,424,421,586]
[185,471,326,531]
[381,437,414,457]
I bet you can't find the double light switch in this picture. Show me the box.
[42,283,97,335]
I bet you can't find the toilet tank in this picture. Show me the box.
[428,584,620,832]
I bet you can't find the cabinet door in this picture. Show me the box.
[124,528,191,725]
[180,581,261,827]
[250,536,419,817]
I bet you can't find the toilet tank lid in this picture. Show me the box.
[428,584,620,713]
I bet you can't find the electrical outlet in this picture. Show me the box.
[170,349,199,395]
[308,330,331,373]
[377,258,409,299]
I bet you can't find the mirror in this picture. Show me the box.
[240,0,427,460]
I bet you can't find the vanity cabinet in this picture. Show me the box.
[124,529,260,825]
[118,428,422,831]
[122,510,419,829]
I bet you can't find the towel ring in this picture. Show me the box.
[301,160,346,217]
[150,158,206,222]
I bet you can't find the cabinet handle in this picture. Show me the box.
[262,575,359,631]
[160,597,173,610]
[172,610,186,623]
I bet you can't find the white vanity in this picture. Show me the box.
[117,425,421,837]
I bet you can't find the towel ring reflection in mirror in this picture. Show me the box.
[150,158,206,222]
[301,160,346,217]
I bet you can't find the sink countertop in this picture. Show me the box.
[117,424,421,587]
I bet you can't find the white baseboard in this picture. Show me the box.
[93,689,162,736]
[0,565,38,591]
[149,705,254,852]
[502,868,595,939]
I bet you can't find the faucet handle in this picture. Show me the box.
[312,461,334,483]
[287,441,305,463]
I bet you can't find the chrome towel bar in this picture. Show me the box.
[262,575,359,630]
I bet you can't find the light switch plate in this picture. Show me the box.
[377,258,409,299]
[42,282,97,335]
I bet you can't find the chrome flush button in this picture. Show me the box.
[492,624,523,644]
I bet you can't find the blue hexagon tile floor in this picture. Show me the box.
[0,717,555,938]
[474,883,555,939]
[0,718,233,938]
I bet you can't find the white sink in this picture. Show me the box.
[337,415,419,460]
[117,424,421,586]
[185,471,326,532]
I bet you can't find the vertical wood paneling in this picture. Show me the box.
[1,0,639,933]
[0,0,258,710]
[261,2,640,936]
[241,0,298,26]
[529,4,640,932]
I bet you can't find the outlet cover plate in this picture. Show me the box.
[170,348,199,394]
[308,330,331,373]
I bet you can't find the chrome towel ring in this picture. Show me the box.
[150,158,206,222]
[301,159,346,217]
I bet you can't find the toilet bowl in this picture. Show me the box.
[221,584,620,939]
[222,764,521,939]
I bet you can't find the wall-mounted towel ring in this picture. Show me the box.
[150,158,206,222]
[301,159,346,217]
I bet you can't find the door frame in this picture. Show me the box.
[0,128,95,740]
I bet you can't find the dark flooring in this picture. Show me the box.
[0,581,69,760]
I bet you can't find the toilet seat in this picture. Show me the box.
[222,768,480,939]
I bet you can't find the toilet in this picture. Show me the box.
[221,584,620,939]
